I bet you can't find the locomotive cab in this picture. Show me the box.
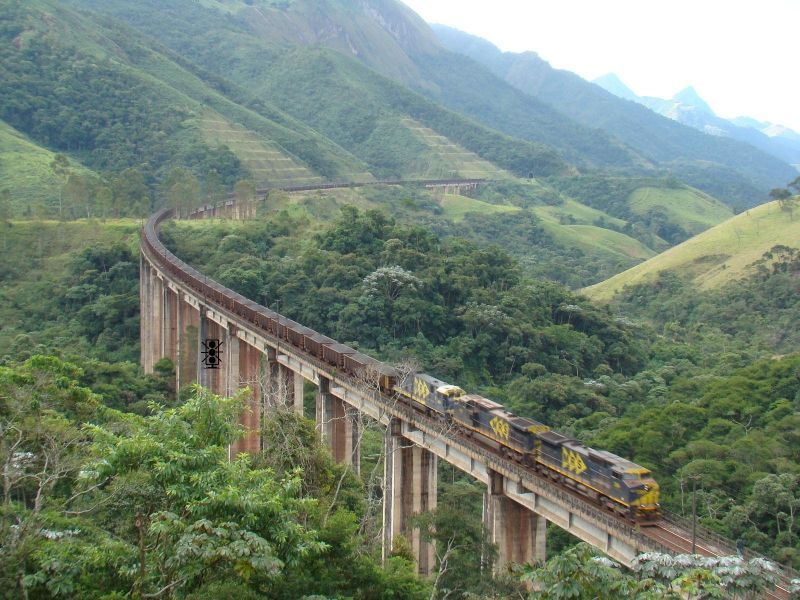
[436,385,465,398]
[614,467,660,518]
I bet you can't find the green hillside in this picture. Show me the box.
[0,120,95,215]
[627,186,733,235]
[224,46,568,179]
[549,176,728,245]
[583,200,800,301]
[69,0,639,171]
[0,0,371,186]
[0,219,141,358]
[439,193,520,221]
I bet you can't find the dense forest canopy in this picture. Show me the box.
[3,209,798,598]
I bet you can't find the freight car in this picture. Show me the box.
[142,208,659,521]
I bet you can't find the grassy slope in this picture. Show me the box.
[439,193,519,222]
[0,219,140,355]
[533,197,628,229]
[397,187,657,264]
[584,200,800,301]
[627,186,733,235]
[0,121,94,215]
[531,198,654,261]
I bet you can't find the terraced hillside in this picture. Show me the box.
[401,119,510,179]
[199,115,327,187]
[584,200,800,301]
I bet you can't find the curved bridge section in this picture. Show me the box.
[139,206,793,594]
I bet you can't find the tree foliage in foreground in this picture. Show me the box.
[0,357,429,599]
[522,543,786,600]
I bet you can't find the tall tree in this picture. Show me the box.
[111,168,149,217]
[165,167,200,218]
[49,153,71,218]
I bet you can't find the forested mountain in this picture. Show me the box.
[432,24,797,208]
[64,0,642,172]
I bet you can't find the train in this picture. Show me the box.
[142,208,660,521]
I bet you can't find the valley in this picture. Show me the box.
[1,0,798,598]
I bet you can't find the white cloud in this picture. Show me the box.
[403,0,800,132]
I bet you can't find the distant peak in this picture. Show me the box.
[593,73,639,102]
[673,86,714,114]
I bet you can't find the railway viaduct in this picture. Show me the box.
[139,184,794,596]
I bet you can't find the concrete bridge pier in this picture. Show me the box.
[316,376,359,471]
[176,294,199,389]
[274,362,303,414]
[229,339,263,455]
[485,470,546,571]
[162,286,178,367]
[293,370,305,416]
[383,419,438,576]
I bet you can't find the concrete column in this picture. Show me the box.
[204,319,223,394]
[485,470,546,571]
[264,346,280,406]
[151,273,163,369]
[316,375,335,443]
[174,292,183,391]
[141,259,157,374]
[177,295,199,389]
[162,286,178,364]
[293,372,305,416]
[196,304,208,388]
[224,324,240,397]
[139,255,148,372]
[232,340,262,455]
[382,419,438,576]
[315,378,359,471]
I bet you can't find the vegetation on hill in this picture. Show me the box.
[584,199,800,301]
[549,175,732,245]
[68,0,641,172]
[0,120,98,216]
[0,357,431,598]
[0,220,142,364]
[0,0,371,189]
[2,209,798,598]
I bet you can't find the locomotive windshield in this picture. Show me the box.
[436,385,465,398]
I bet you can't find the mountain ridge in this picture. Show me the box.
[431,24,798,208]
[594,73,800,167]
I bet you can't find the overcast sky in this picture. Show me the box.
[403,0,799,132]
